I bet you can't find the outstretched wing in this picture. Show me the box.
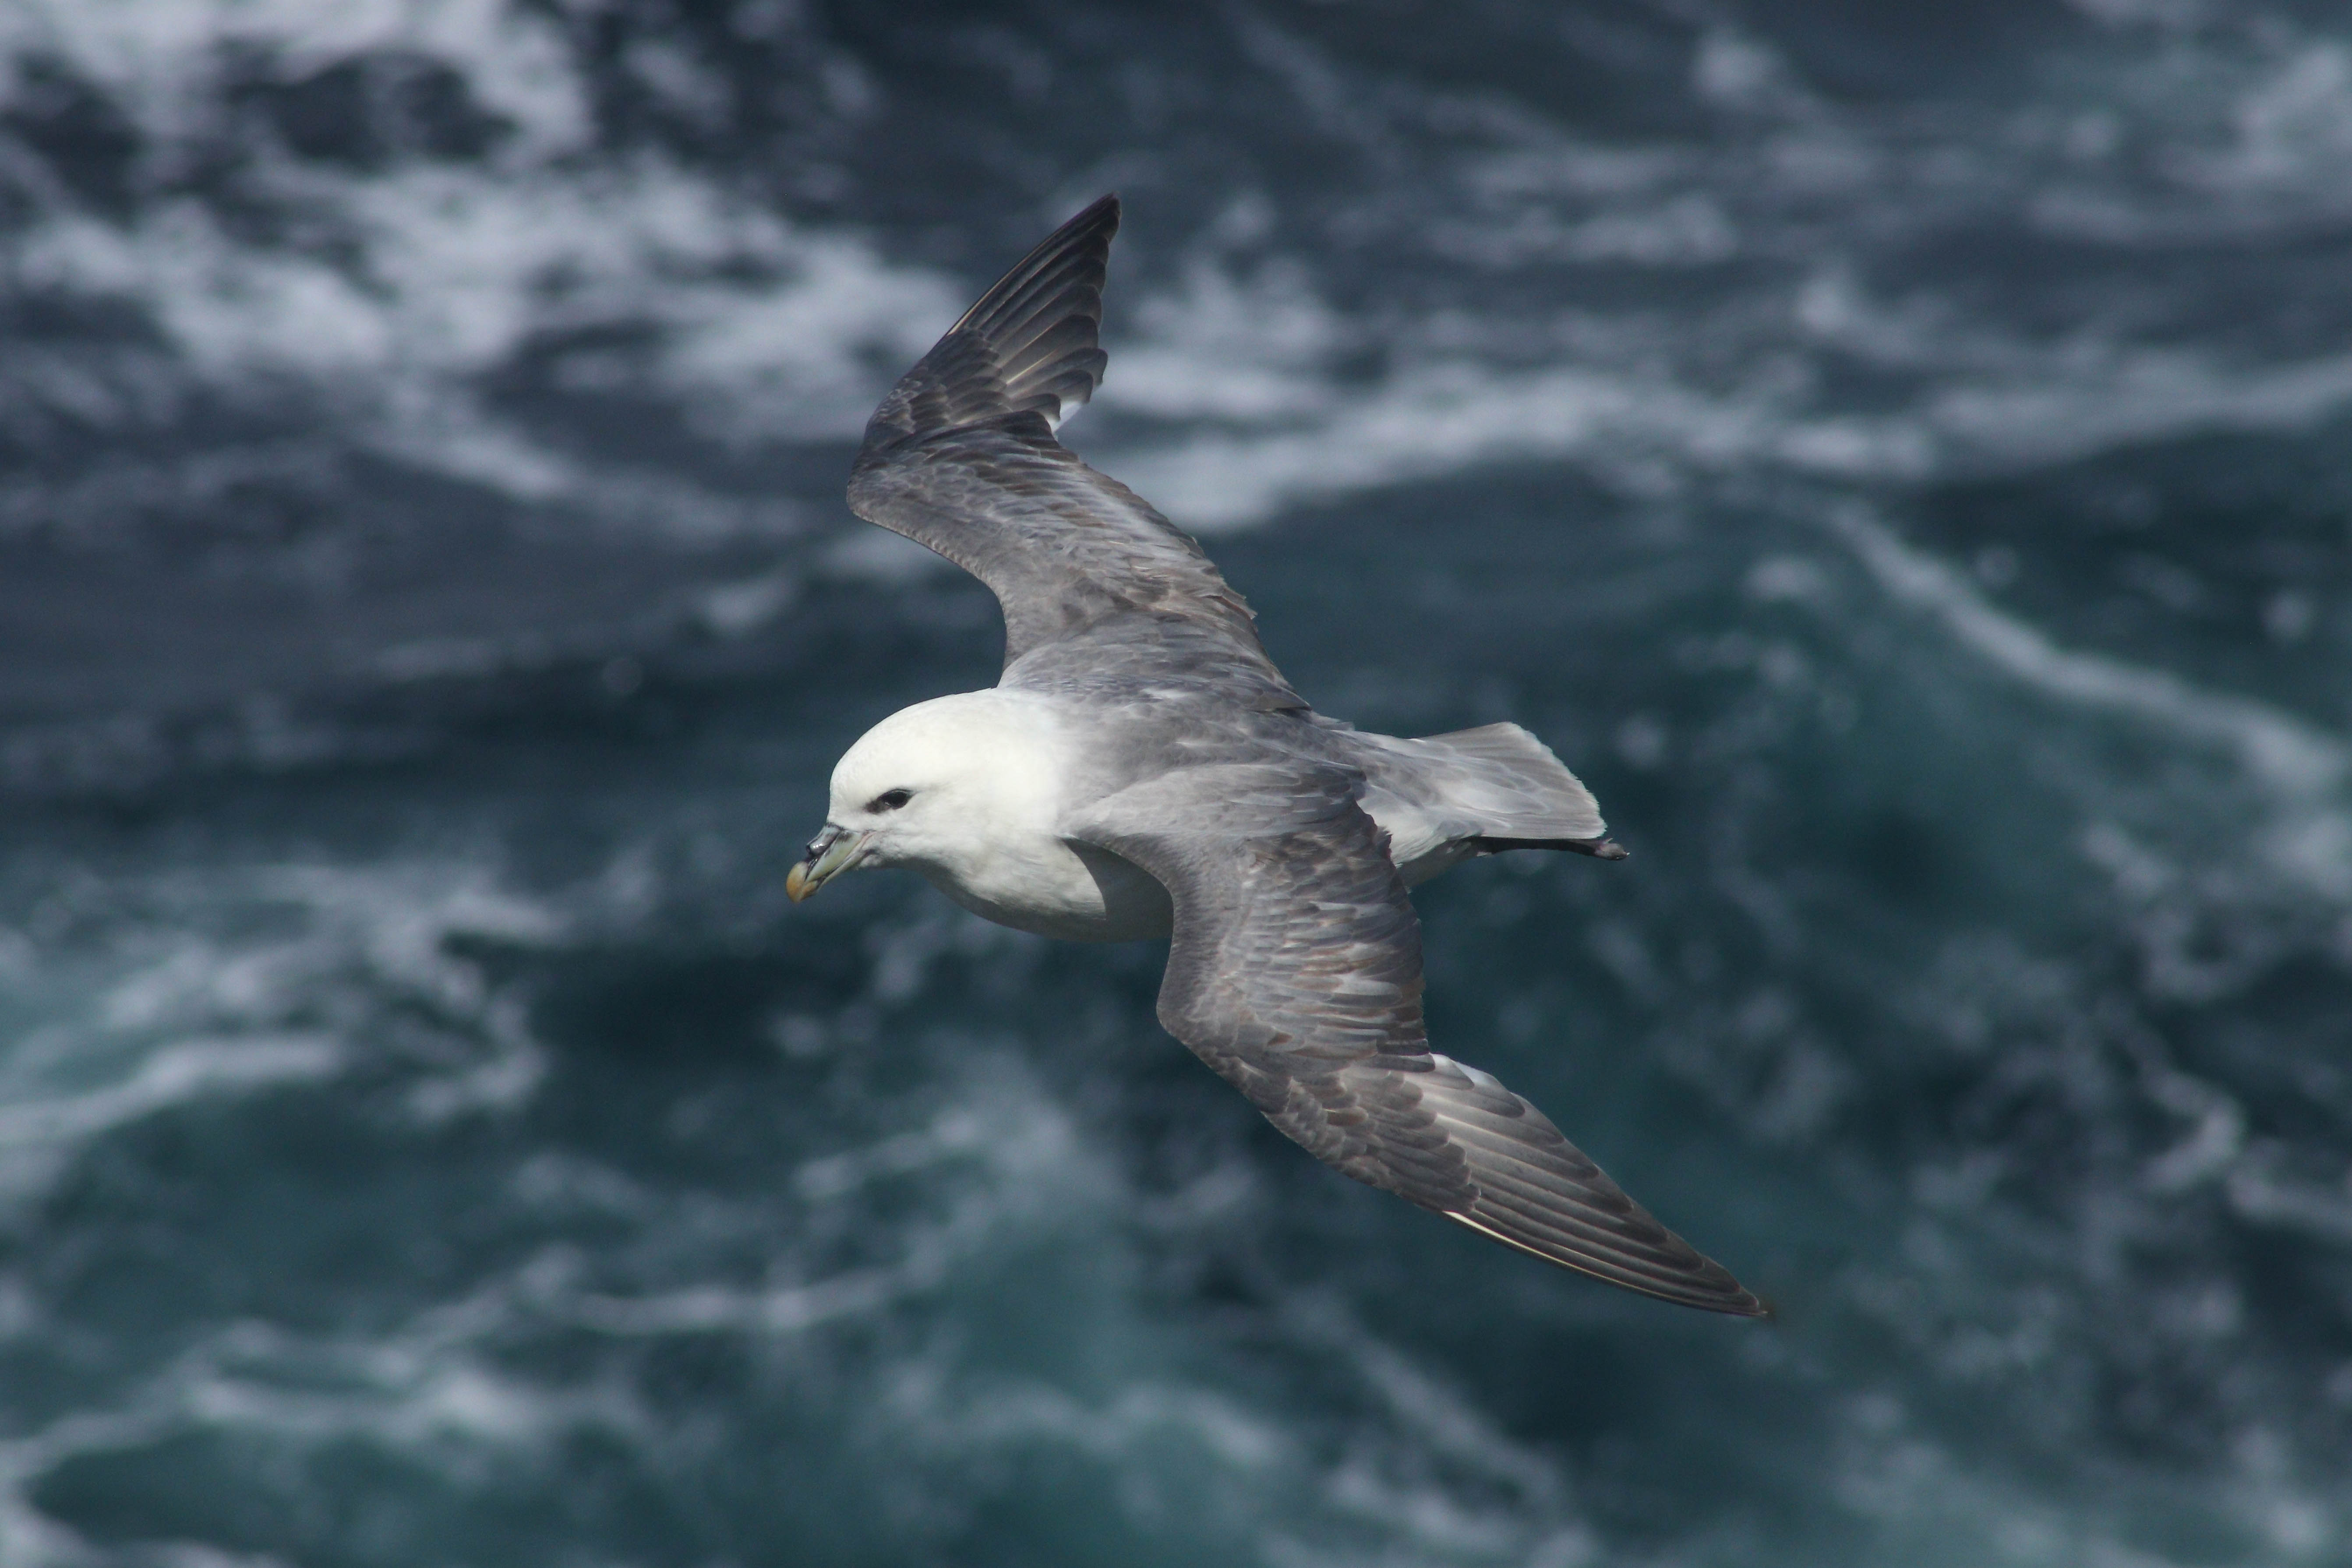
[848,197,1298,706]
[1074,764,1765,1316]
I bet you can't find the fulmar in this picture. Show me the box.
[787,196,1764,1316]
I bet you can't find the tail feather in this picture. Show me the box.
[1355,722,1620,882]
[1413,722,1608,844]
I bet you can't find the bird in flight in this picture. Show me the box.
[787,196,1764,1316]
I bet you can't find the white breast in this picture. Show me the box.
[920,837,1172,942]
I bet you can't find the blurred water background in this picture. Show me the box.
[3,2,2351,1563]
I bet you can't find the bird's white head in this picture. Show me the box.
[785,691,1062,902]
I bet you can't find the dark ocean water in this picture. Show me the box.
[4,3,2351,1563]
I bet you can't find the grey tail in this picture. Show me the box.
[860,194,1119,452]
[1414,722,1613,845]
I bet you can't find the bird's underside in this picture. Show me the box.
[835,194,1766,1317]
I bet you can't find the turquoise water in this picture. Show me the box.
[3,4,2351,1563]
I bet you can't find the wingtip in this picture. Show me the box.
[1443,1211,1766,1318]
[1020,194,1119,268]
[947,193,1122,335]
[1072,191,1121,230]
[868,194,1129,450]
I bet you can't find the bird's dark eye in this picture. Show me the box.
[869,788,914,812]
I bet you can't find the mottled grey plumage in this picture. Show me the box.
[836,196,1763,1316]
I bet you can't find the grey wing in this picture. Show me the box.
[849,196,1299,706]
[1074,765,1766,1316]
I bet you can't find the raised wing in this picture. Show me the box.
[1074,764,1766,1316]
[848,197,1298,706]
